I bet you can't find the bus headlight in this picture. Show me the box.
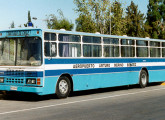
[26,78,36,84]
[0,78,4,83]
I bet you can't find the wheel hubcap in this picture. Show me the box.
[141,74,147,85]
[59,80,68,94]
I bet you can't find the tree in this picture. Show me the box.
[46,9,74,31]
[110,0,127,35]
[74,0,97,33]
[159,0,165,39]
[146,0,162,39]
[74,0,111,34]
[74,0,97,32]
[74,0,127,35]
[10,21,15,28]
[126,1,146,37]
[75,14,97,32]
[89,0,110,34]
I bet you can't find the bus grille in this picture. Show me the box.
[5,78,24,85]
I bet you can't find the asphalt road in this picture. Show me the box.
[0,83,165,120]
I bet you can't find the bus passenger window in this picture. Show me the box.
[136,40,148,57]
[121,46,135,57]
[103,38,119,57]
[137,47,148,57]
[104,46,119,57]
[59,34,80,42]
[59,43,81,57]
[44,33,56,41]
[83,45,102,57]
[162,48,165,57]
[150,41,161,57]
[44,42,57,57]
[51,43,57,57]
[44,42,50,57]
[83,36,101,43]
[121,39,135,57]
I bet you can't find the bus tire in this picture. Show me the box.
[139,70,148,88]
[56,76,71,99]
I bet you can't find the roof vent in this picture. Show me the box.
[145,37,150,39]
[60,29,66,31]
[123,35,128,37]
[95,32,100,34]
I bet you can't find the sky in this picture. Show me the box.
[0,0,149,30]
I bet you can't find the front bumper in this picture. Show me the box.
[0,85,43,95]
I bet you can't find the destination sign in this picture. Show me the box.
[6,30,31,36]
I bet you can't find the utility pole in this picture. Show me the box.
[109,0,111,35]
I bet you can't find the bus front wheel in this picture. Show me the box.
[56,76,71,99]
[139,70,148,88]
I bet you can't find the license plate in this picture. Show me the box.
[10,86,17,91]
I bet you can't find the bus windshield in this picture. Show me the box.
[0,37,42,66]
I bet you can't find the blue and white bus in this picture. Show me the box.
[0,28,165,98]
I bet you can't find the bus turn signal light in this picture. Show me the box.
[37,78,41,85]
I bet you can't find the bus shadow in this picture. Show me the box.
[0,82,162,102]
[70,82,162,97]
[0,92,57,102]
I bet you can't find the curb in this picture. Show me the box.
[161,82,165,85]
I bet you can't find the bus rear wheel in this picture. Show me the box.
[139,70,148,88]
[56,76,71,99]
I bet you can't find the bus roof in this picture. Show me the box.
[43,29,165,42]
[0,28,164,42]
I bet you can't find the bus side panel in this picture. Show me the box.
[72,72,139,91]
[148,70,165,82]
[42,77,58,95]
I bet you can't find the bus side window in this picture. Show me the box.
[44,42,51,57]
[59,43,81,57]
[121,39,135,57]
[51,43,57,57]
[150,41,161,57]
[44,33,56,41]
[44,42,57,57]
[103,38,119,57]
[162,42,165,57]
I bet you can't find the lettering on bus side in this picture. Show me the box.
[127,63,136,67]
[99,64,110,68]
[114,63,124,67]
[73,64,95,69]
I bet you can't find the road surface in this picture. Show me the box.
[0,83,165,120]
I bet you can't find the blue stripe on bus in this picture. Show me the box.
[45,58,165,64]
[0,71,43,77]
[45,66,165,77]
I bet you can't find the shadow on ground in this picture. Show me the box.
[0,82,162,102]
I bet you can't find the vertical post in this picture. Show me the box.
[109,0,111,35]
[56,34,59,57]
[81,36,83,57]
[135,40,137,58]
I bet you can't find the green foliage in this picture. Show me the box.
[46,9,74,31]
[110,0,127,35]
[159,0,165,39]
[74,0,111,34]
[10,21,15,28]
[126,1,146,37]
[75,14,97,33]
[146,0,165,39]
